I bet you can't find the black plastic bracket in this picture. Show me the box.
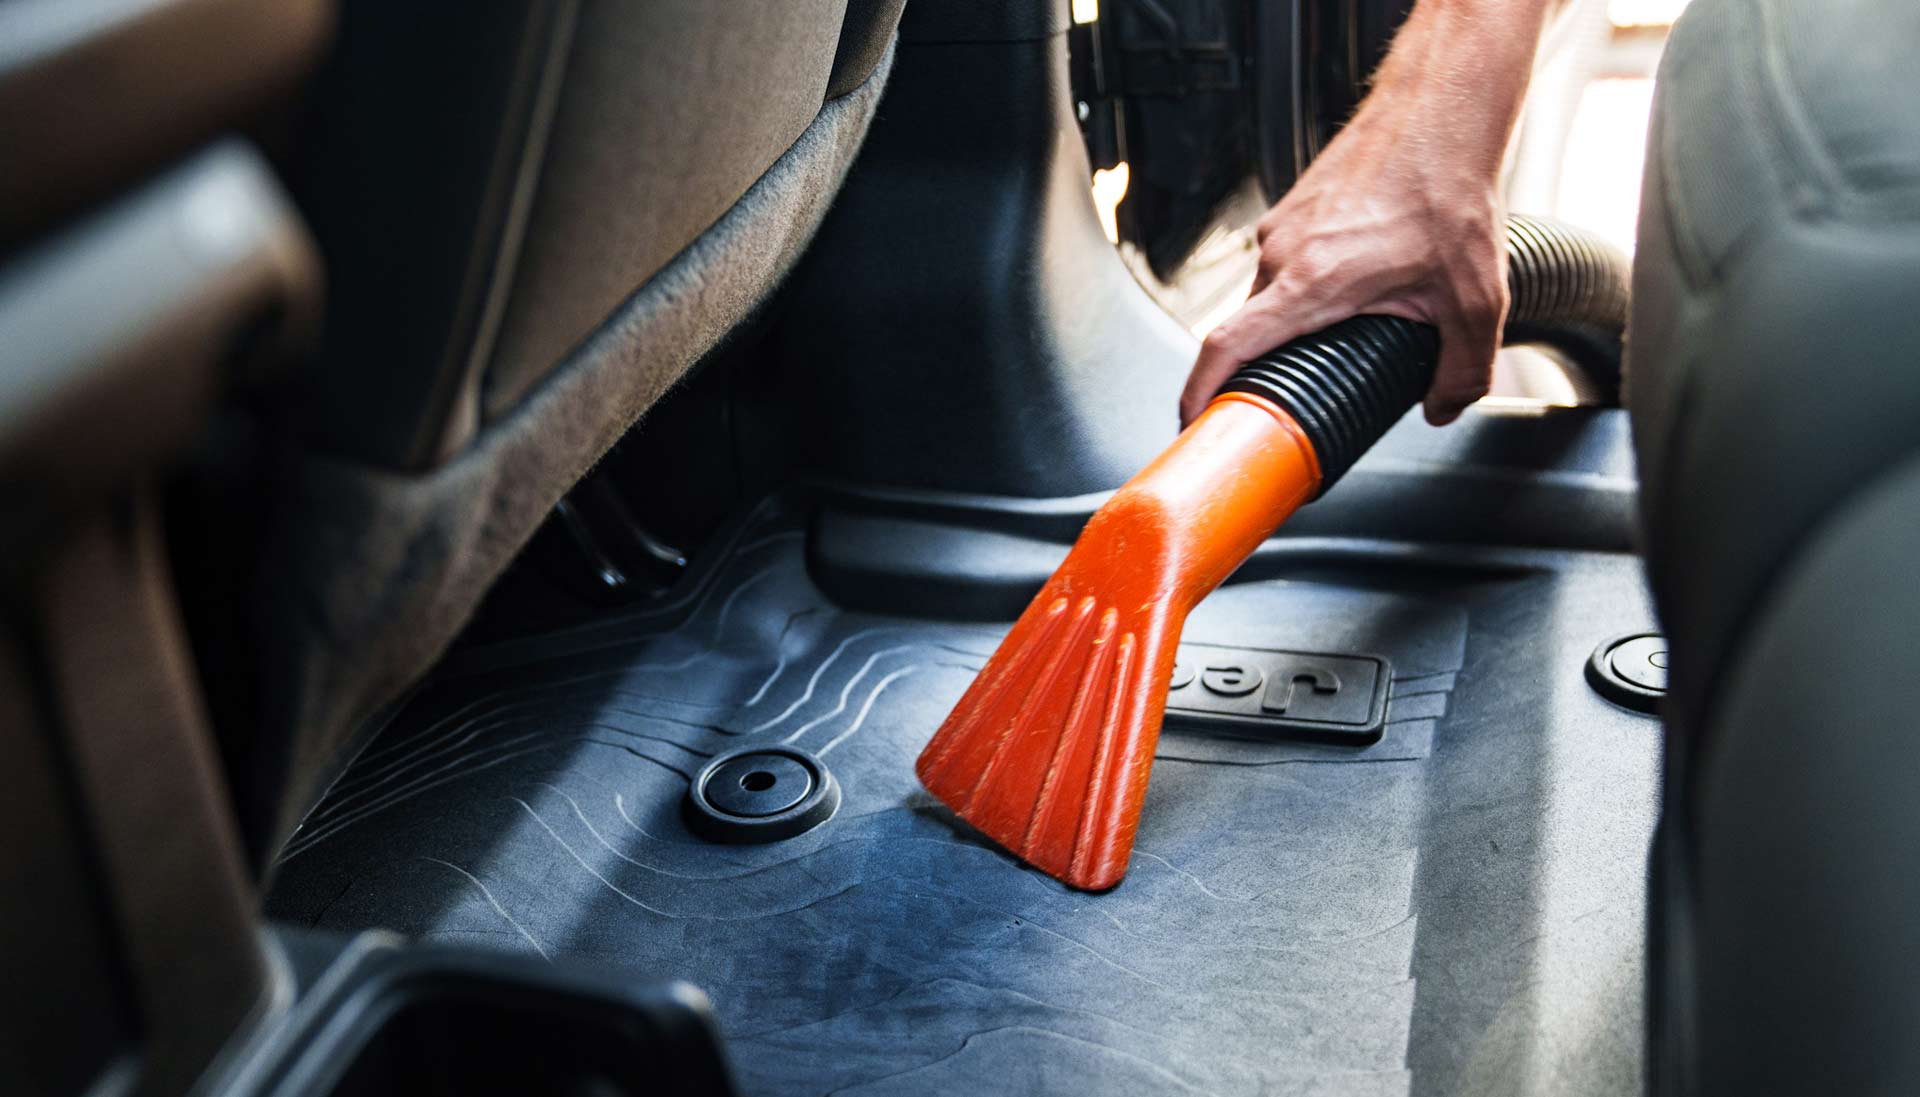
[526,445,690,605]
[209,933,739,1096]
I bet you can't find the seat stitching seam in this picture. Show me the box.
[1751,0,1848,212]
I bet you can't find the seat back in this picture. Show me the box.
[191,0,905,861]
[0,2,329,1088]
[1629,0,1920,1092]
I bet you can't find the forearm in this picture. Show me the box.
[1361,0,1556,177]
[1180,0,1557,426]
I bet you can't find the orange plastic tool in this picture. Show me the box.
[915,213,1630,890]
[915,392,1322,890]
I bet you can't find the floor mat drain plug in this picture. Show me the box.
[1587,632,1667,715]
[686,746,840,843]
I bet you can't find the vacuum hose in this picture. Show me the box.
[917,212,1632,891]
[1219,213,1630,493]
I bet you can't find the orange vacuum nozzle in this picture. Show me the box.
[915,393,1322,890]
[916,215,1630,890]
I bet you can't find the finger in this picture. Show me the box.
[1247,232,1292,298]
[1422,319,1496,425]
[1181,328,1252,427]
[1180,288,1340,425]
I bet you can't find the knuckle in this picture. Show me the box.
[1256,238,1289,276]
[1244,286,1289,317]
[1482,275,1511,309]
[1457,285,1506,330]
[1289,240,1338,281]
[1254,209,1291,246]
[1435,372,1491,403]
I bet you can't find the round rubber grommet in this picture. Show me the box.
[685,746,840,844]
[1586,632,1668,715]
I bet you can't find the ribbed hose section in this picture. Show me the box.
[1219,213,1629,494]
[1503,214,1631,389]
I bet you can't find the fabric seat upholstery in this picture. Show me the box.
[191,0,903,863]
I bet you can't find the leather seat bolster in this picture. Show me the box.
[1630,0,1920,754]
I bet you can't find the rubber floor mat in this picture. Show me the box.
[268,496,1652,1097]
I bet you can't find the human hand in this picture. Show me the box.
[1177,0,1550,429]
[1180,108,1508,428]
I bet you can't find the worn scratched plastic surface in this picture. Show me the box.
[267,497,1661,1097]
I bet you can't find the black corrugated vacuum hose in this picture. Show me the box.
[1219,213,1630,493]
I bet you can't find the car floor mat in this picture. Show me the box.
[267,494,1660,1097]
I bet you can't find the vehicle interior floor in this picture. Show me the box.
[265,493,1662,1097]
